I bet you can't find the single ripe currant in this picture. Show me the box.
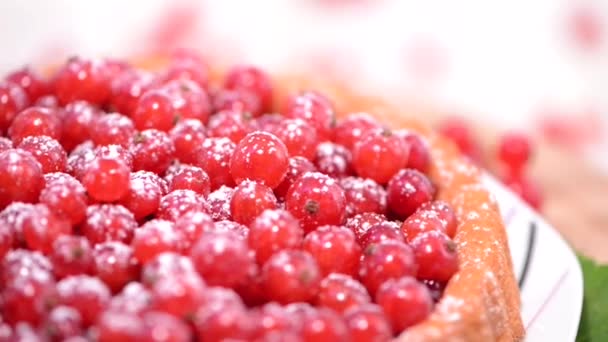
[410,231,459,283]
[224,65,273,115]
[248,209,304,264]
[387,168,435,219]
[334,113,380,150]
[0,149,45,208]
[358,240,418,296]
[230,180,278,225]
[261,249,321,304]
[302,225,361,276]
[375,276,433,333]
[81,157,131,203]
[316,273,371,314]
[353,128,409,184]
[285,91,336,141]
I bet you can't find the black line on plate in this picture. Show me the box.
[518,221,537,289]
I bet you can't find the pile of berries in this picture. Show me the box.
[0,53,459,341]
[438,117,543,210]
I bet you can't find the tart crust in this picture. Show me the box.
[274,74,525,342]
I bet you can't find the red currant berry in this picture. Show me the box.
[142,311,194,342]
[50,235,94,278]
[9,106,62,144]
[82,157,131,202]
[22,204,71,253]
[0,149,45,208]
[164,163,210,196]
[18,135,67,173]
[93,241,140,292]
[132,89,176,131]
[400,208,447,243]
[56,275,111,326]
[344,304,392,342]
[157,189,207,222]
[193,288,253,341]
[334,113,380,150]
[375,276,433,333]
[1,248,53,285]
[109,282,152,314]
[119,171,166,221]
[359,240,418,296]
[43,305,83,340]
[174,210,214,252]
[418,200,458,238]
[93,144,134,169]
[344,212,387,241]
[340,176,387,217]
[206,185,234,221]
[190,230,254,288]
[303,225,361,276]
[314,142,353,178]
[359,221,404,249]
[161,56,209,89]
[60,101,100,151]
[261,249,321,304]
[169,119,207,164]
[213,220,250,240]
[90,113,136,147]
[353,129,408,184]
[162,79,212,124]
[438,117,481,162]
[316,273,371,314]
[195,137,236,190]
[230,180,278,225]
[396,130,431,173]
[132,219,182,263]
[66,141,95,180]
[299,307,349,342]
[130,129,176,175]
[6,67,49,101]
[230,131,289,189]
[285,171,346,233]
[274,156,317,200]
[235,264,266,306]
[503,172,543,210]
[110,69,154,116]
[53,57,112,105]
[249,303,297,340]
[498,132,532,170]
[0,224,12,260]
[271,119,318,160]
[248,209,304,264]
[224,65,273,115]
[410,231,459,283]
[150,273,206,320]
[140,252,197,287]
[95,310,145,342]
[35,95,59,108]
[213,88,261,117]
[255,113,283,132]
[0,82,28,135]
[285,91,336,141]
[1,275,56,325]
[387,169,435,219]
[82,204,137,244]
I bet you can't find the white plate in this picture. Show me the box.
[483,175,584,342]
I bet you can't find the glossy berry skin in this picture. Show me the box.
[82,204,138,245]
[130,129,176,175]
[131,89,176,131]
[60,101,100,151]
[345,212,387,241]
[271,119,318,160]
[95,310,145,341]
[0,82,28,135]
[285,91,336,141]
[195,137,236,190]
[22,204,71,254]
[161,53,209,89]
[498,132,531,170]
[417,200,458,238]
[224,65,273,115]
[174,211,214,252]
[164,163,210,196]
[303,225,361,276]
[275,156,317,200]
[261,249,321,304]
[1,273,57,325]
[162,79,212,124]
[8,106,62,144]
[249,303,297,340]
[316,273,371,314]
[299,307,350,342]
[141,252,197,287]
[93,241,140,292]
[119,171,166,221]
[400,207,448,243]
[43,305,83,341]
[90,113,136,147]
[230,180,278,225]
[50,235,94,278]
[230,131,289,189]
[206,185,234,221]
[1,248,53,286]
[82,157,131,203]
[56,275,111,326]
[193,288,252,342]
[285,172,347,233]
[190,230,254,288]
[397,130,431,173]
[344,304,392,342]
[93,144,134,169]
[5,67,49,101]
[314,142,353,178]
[387,169,435,219]
[410,231,459,283]
[353,129,409,184]
[0,149,45,209]
[249,209,304,264]
[207,109,252,144]
[142,311,194,342]
[213,88,261,117]
[150,273,206,320]
[340,176,387,217]
[359,222,405,249]
[131,220,182,263]
[375,276,433,333]
[109,69,155,116]
[169,119,207,164]
[334,113,380,150]
[156,189,207,222]
[359,240,418,296]
[53,57,111,105]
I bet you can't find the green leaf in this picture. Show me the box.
[576,254,608,342]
